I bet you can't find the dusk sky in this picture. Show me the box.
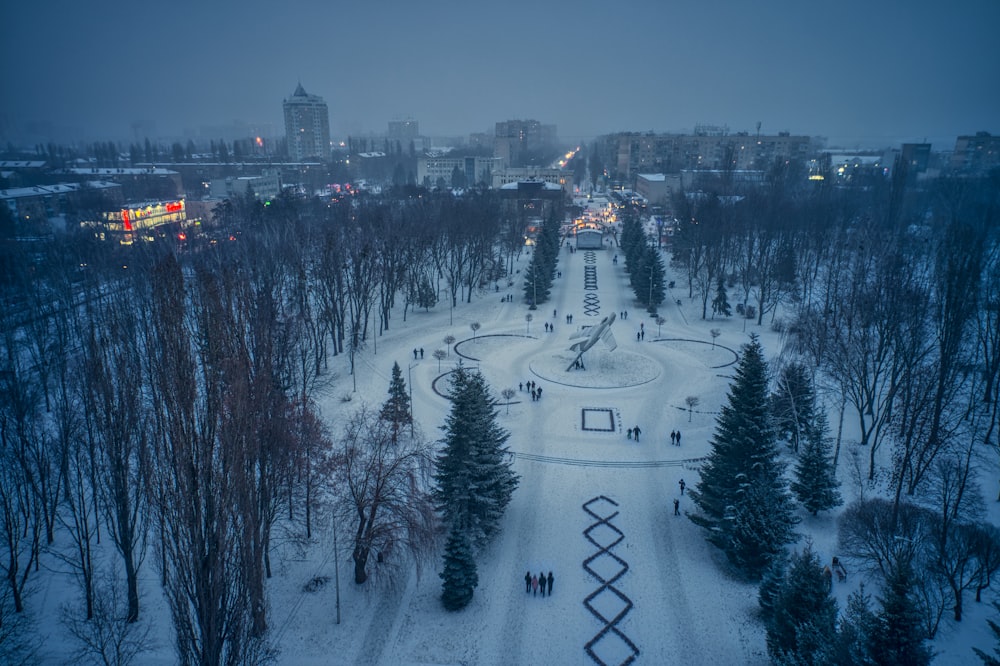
[2,0,998,148]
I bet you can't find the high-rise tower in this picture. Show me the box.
[283,83,330,162]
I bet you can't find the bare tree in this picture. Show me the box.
[334,407,437,585]
[685,396,699,422]
[433,349,447,371]
[60,568,154,666]
[145,255,267,665]
[444,335,456,356]
[501,388,516,415]
[81,290,149,624]
[470,321,481,341]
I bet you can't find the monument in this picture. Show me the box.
[566,312,618,371]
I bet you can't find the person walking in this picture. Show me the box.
[670,430,676,445]
[525,570,532,593]
[641,330,645,341]
[519,382,523,392]
[679,478,686,495]
[627,428,633,440]
[633,425,641,442]
[413,348,418,360]
[531,574,539,597]
[674,498,680,516]
[419,348,424,359]
[676,430,681,445]
[547,571,554,596]
[536,387,542,399]
[539,571,547,597]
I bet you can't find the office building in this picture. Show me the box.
[283,83,330,162]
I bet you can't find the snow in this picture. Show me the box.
[28,239,999,665]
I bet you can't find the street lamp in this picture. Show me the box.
[408,361,417,437]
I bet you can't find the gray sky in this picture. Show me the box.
[2,0,998,148]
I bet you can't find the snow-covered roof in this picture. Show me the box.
[59,167,179,176]
[0,160,46,168]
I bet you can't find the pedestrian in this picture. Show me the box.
[674,498,680,516]
[637,331,641,341]
[670,430,676,445]
[519,382,523,392]
[627,428,633,440]
[641,330,645,341]
[676,430,681,445]
[525,570,532,593]
[547,571,554,595]
[531,389,537,401]
[679,478,686,495]
[532,574,539,596]
[536,387,542,399]
[419,348,424,359]
[553,309,557,318]
[640,322,644,331]
[413,348,418,360]
[633,425,641,442]
[539,572,546,597]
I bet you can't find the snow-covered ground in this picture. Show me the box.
[31,236,999,665]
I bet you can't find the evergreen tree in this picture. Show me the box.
[523,259,550,307]
[765,543,839,664]
[689,334,797,578]
[828,585,879,666]
[433,367,519,549]
[440,524,478,611]
[759,551,788,623]
[415,274,438,310]
[871,564,934,666]
[380,361,412,443]
[712,276,732,317]
[974,602,1000,665]
[633,244,665,311]
[791,409,842,515]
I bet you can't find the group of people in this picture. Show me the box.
[619,310,629,319]
[412,348,424,359]
[525,570,555,597]
[544,322,555,332]
[670,430,682,445]
[519,381,543,402]
[636,330,646,341]
[501,293,514,302]
[626,425,642,441]
[564,313,574,324]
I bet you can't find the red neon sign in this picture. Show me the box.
[166,201,183,213]
[121,210,132,231]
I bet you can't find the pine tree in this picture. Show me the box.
[871,564,933,666]
[712,276,732,317]
[440,524,478,611]
[829,585,879,666]
[758,552,788,623]
[689,334,797,578]
[765,543,839,664]
[974,602,1000,665]
[792,409,842,515]
[433,367,519,549]
[380,361,412,443]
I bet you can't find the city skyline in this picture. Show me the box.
[1,0,998,149]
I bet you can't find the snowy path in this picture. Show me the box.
[367,241,768,665]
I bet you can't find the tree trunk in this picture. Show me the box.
[353,545,369,584]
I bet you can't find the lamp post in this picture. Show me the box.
[408,361,417,437]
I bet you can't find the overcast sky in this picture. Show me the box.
[2,0,998,148]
